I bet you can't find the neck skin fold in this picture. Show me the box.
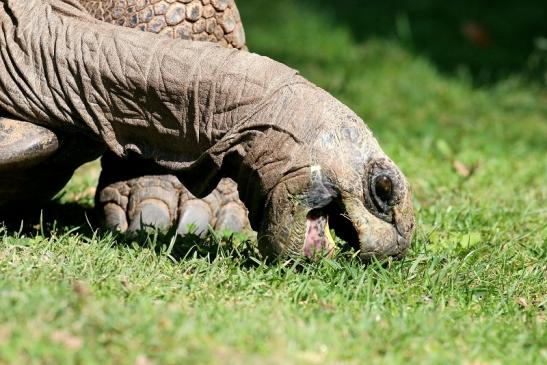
[0,0,297,161]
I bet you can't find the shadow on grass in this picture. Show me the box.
[0,200,263,267]
[243,0,546,84]
[0,201,96,236]
[129,228,263,268]
[1,200,367,269]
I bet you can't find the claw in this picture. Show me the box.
[215,202,248,232]
[103,202,128,232]
[128,199,171,232]
[176,199,213,238]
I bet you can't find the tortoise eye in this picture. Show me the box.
[374,175,393,204]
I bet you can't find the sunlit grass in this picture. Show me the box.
[1,1,545,364]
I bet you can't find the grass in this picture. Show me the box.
[1,0,546,364]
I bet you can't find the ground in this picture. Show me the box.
[0,1,545,364]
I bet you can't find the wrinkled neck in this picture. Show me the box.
[213,81,344,227]
[219,128,310,229]
[0,0,298,165]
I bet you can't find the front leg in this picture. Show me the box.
[96,152,250,237]
[87,0,251,237]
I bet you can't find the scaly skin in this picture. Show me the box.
[0,0,415,260]
[81,0,246,49]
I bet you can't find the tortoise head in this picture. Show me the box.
[257,98,415,261]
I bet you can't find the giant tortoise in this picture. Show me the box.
[0,0,415,260]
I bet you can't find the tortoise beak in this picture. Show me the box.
[338,194,414,260]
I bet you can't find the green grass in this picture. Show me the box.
[1,1,546,364]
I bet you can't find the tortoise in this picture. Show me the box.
[0,0,415,260]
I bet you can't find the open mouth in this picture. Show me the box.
[303,201,360,258]
[303,209,335,258]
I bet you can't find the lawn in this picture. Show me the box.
[1,0,546,364]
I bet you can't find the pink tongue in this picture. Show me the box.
[303,214,334,258]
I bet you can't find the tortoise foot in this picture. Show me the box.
[97,174,251,238]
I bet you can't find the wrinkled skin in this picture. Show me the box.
[88,0,250,235]
[0,0,251,236]
[0,0,415,260]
